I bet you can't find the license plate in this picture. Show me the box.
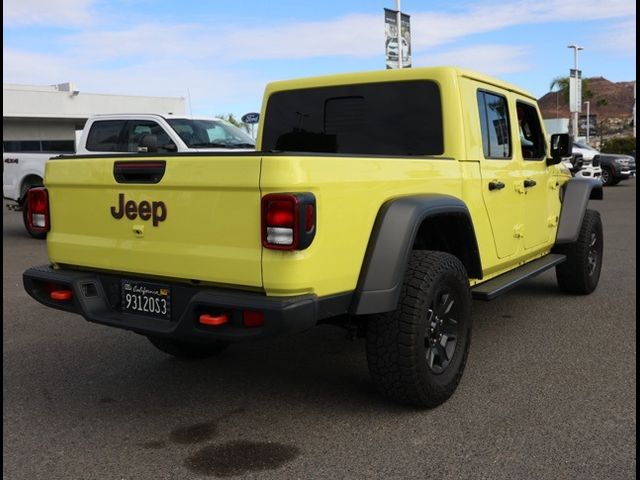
[121,280,171,320]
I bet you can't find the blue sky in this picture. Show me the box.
[3,0,636,118]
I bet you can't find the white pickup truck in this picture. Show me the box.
[3,114,255,237]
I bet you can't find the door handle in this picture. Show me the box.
[488,181,505,191]
[524,179,537,188]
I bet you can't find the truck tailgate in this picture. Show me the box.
[45,155,263,288]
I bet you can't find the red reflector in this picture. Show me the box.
[266,200,295,227]
[243,310,264,328]
[199,313,229,326]
[305,204,315,232]
[50,290,73,301]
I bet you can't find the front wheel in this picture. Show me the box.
[601,167,619,186]
[366,251,472,408]
[555,209,603,294]
[147,336,228,360]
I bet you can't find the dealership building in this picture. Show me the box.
[3,83,185,154]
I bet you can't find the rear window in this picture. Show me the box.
[86,120,126,152]
[262,81,443,156]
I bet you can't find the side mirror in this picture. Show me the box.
[138,134,158,153]
[548,133,571,166]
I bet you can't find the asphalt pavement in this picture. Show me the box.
[3,181,636,479]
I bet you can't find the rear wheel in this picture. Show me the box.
[555,209,603,294]
[366,251,472,408]
[147,336,228,360]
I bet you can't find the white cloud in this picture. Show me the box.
[3,0,635,116]
[3,49,69,83]
[413,45,532,75]
[3,0,95,26]
[410,0,635,50]
[55,0,635,64]
[226,14,381,60]
[593,18,636,55]
[3,48,268,115]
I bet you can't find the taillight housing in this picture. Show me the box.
[27,187,50,233]
[262,193,316,250]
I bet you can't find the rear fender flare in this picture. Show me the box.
[351,194,481,315]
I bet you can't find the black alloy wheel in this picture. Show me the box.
[424,291,462,374]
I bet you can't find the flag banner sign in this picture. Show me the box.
[384,9,411,69]
[569,68,582,113]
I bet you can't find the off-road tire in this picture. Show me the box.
[555,209,603,294]
[366,251,472,408]
[147,336,228,360]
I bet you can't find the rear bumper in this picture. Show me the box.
[23,265,352,343]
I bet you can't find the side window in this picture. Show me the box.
[477,91,511,159]
[123,121,173,153]
[3,140,75,153]
[3,141,42,153]
[86,120,126,152]
[516,102,546,160]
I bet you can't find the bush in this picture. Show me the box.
[600,136,636,157]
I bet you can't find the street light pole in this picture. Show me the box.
[396,0,402,69]
[567,44,583,139]
[584,101,590,144]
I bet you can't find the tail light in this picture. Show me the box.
[261,193,316,250]
[27,187,50,233]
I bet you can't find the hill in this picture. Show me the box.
[538,76,635,119]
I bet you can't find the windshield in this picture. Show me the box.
[574,141,598,152]
[167,119,255,149]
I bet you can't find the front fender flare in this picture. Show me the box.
[556,177,603,244]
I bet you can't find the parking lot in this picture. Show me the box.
[3,181,636,479]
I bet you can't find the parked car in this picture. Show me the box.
[572,141,636,186]
[570,141,603,182]
[3,114,255,238]
[594,154,636,186]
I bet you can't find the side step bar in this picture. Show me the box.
[472,254,566,301]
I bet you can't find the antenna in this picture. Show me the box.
[187,88,193,116]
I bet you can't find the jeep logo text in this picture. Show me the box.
[110,193,167,226]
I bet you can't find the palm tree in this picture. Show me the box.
[216,113,251,134]
[549,76,593,103]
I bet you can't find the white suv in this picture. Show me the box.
[572,141,602,182]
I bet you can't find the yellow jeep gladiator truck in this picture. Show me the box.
[23,67,603,407]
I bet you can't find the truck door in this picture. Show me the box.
[514,101,554,249]
[476,89,523,259]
